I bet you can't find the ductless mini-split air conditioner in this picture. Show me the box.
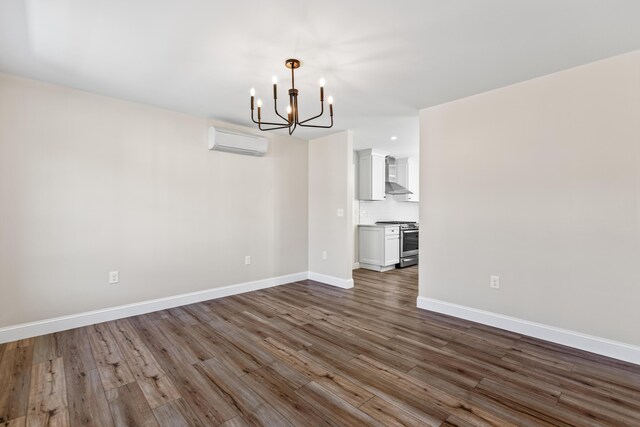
[208,126,268,156]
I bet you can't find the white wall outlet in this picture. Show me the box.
[490,275,500,289]
[322,251,327,260]
[109,271,119,284]
[245,255,252,265]
[337,208,344,217]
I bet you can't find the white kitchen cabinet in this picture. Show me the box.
[396,157,419,202]
[358,149,388,201]
[358,225,399,271]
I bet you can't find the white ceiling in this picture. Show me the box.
[1,1,640,157]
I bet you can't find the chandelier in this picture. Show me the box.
[250,58,334,135]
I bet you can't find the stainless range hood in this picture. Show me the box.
[385,157,413,195]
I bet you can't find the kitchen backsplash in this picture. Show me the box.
[358,197,419,224]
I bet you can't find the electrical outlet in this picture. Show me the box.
[109,271,119,284]
[322,251,327,260]
[490,275,500,289]
[245,256,251,265]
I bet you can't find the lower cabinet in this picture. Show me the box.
[358,225,399,272]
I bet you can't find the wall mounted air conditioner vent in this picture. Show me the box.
[208,126,268,156]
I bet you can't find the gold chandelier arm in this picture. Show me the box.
[297,115,334,129]
[298,101,325,125]
[259,123,292,131]
[273,99,291,124]
[288,120,298,135]
[251,109,290,127]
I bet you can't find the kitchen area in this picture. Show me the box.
[354,148,419,273]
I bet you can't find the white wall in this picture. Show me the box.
[0,73,309,328]
[309,131,354,284]
[419,51,640,346]
[352,153,360,267]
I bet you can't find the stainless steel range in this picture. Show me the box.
[375,221,419,267]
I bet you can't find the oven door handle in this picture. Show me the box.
[402,230,419,234]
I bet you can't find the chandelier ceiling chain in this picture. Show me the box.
[250,58,334,135]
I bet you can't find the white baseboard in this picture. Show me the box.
[0,272,309,344]
[308,272,354,289]
[352,262,361,270]
[417,297,640,365]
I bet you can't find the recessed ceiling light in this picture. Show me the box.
[390,136,398,141]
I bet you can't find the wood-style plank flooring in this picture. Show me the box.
[2,266,640,426]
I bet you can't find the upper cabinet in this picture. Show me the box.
[358,149,388,201]
[396,157,419,202]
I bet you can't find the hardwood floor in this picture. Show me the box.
[1,266,639,426]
